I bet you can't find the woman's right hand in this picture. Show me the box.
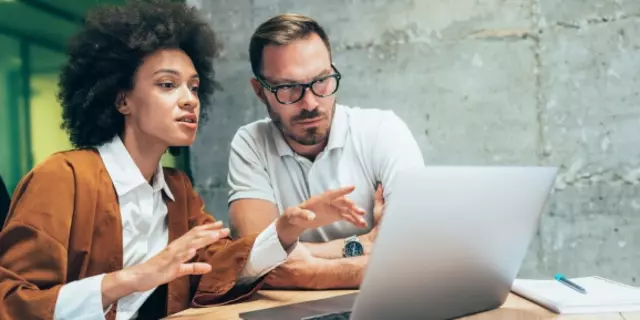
[102,221,229,307]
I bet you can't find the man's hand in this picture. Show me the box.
[264,245,318,288]
[264,245,368,289]
[275,185,367,249]
[298,185,367,229]
[361,184,385,253]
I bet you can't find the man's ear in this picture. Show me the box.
[250,78,268,105]
[115,92,131,115]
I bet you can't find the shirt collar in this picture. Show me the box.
[97,136,175,201]
[272,104,349,158]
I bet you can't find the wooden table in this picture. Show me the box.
[167,290,640,320]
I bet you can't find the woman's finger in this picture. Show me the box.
[187,229,229,252]
[172,247,196,264]
[192,221,224,232]
[167,228,229,265]
[172,222,225,248]
[176,262,212,277]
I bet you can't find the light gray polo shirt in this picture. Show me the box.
[227,104,424,242]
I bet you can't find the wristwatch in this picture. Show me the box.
[343,235,364,257]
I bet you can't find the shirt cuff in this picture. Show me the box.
[54,273,109,320]
[238,221,296,283]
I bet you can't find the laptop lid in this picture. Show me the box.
[350,165,557,319]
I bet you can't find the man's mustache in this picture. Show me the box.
[293,109,323,122]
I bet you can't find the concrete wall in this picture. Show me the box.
[188,0,640,285]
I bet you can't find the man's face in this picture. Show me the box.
[251,33,337,146]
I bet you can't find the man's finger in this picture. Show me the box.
[286,207,316,225]
[375,184,384,203]
[296,209,316,222]
[336,206,367,227]
[341,214,361,227]
[344,212,367,228]
[330,198,365,214]
[322,185,356,199]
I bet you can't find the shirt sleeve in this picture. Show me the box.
[236,221,297,285]
[227,129,276,204]
[54,274,109,320]
[372,111,425,199]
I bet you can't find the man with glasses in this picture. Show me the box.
[227,13,424,289]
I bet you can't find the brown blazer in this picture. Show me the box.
[0,149,265,319]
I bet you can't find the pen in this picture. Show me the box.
[554,273,587,294]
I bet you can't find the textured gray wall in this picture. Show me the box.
[188,0,640,285]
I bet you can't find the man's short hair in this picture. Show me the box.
[249,13,332,78]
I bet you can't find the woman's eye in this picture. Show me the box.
[191,86,199,93]
[159,82,175,89]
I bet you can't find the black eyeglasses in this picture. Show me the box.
[256,64,342,105]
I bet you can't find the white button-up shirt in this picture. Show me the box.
[53,136,291,319]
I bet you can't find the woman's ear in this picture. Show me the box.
[115,92,131,115]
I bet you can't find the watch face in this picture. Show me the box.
[345,241,364,257]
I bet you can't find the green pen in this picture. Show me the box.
[554,273,587,294]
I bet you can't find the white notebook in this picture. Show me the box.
[511,276,640,314]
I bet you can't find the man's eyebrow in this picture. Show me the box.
[266,67,333,85]
[153,69,199,79]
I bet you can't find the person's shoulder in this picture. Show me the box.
[230,117,274,151]
[29,148,102,179]
[340,104,406,133]
[340,103,394,118]
[10,149,103,209]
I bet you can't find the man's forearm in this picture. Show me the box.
[302,240,344,259]
[265,256,368,290]
[302,235,374,259]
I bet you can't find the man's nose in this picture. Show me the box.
[299,87,319,111]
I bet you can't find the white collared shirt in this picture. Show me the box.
[228,104,425,242]
[54,136,292,320]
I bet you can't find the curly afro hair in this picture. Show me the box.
[58,0,218,150]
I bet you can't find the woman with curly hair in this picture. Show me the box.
[0,1,367,319]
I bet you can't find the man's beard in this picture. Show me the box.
[266,101,335,146]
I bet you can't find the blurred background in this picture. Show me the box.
[0,0,186,196]
[1,0,639,286]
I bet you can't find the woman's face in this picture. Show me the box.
[119,49,201,148]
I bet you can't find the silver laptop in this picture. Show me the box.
[240,165,558,320]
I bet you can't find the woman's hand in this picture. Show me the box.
[101,221,229,307]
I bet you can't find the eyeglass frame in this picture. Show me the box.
[255,64,342,105]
